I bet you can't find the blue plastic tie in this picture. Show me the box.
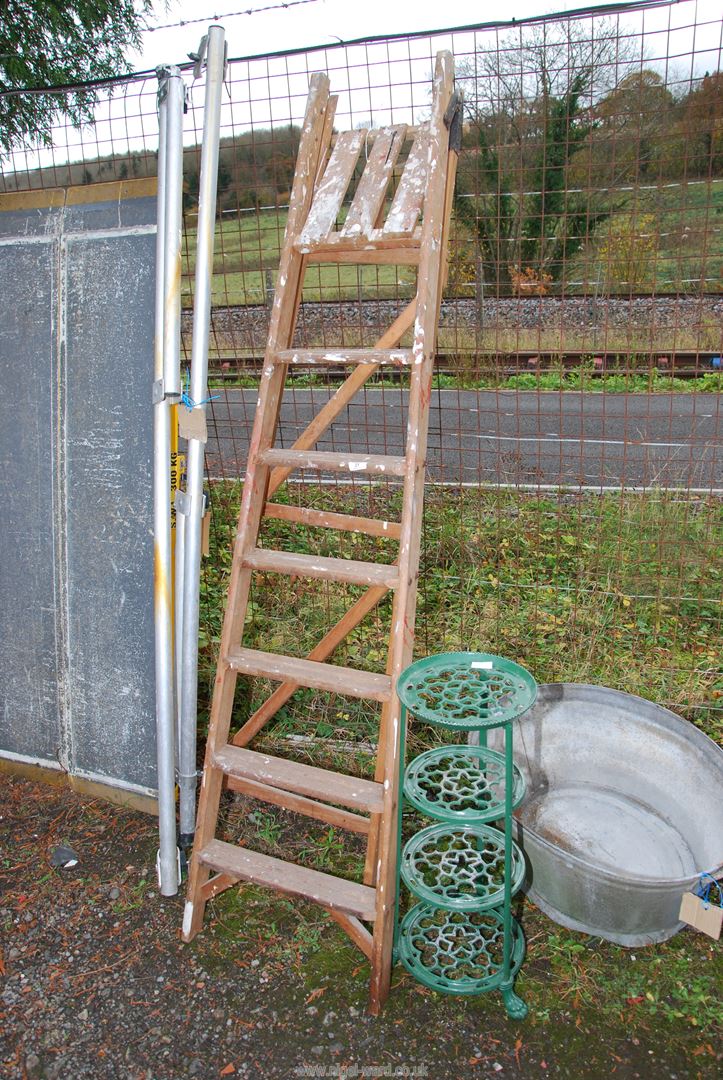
[695,872,722,908]
[181,367,218,411]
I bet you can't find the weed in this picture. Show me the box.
[297,827,346,870]
[247,809,283,850]
[110,879,150,915]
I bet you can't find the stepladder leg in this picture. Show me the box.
[183,768,222,937]
[367,697,404,1015]
[363,813,381,887]
[367,865,395,1015]
[182,666,238,942]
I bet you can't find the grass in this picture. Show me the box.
[182,207,415,307]
[181,179,723,310]
[198,879,722,1044]
[567,178,723,296]
[3,772,719,1075]
[209,366,723,393]
[193,793,722,1050]
[198,483,722,754]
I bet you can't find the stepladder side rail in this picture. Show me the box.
[183,50,459,1018]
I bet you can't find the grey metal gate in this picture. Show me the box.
[0,181,158,806]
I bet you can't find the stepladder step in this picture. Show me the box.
[274,348,413,367]
[263,501,402,540]
[242,547,399,589]
[226,647,393,701]
[212,743,384,812]
[258,448,407,477]
[198,839,377,921]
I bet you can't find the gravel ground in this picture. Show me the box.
[187,296,723,349]
[1,773,720,1080]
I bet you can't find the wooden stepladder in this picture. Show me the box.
[183,51,460,1014]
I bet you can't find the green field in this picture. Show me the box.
[182,207,416,308]
[182,179,723,311]
[567,179,723,295]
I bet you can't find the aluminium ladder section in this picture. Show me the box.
[183,52,458,1015]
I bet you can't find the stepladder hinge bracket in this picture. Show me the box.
[444,90,463,154]
[175,489,207,519]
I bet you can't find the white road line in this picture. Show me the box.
[467,434,695,449]
[206,473,723,496]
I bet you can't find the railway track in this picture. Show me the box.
[189,293,723,332]
[208,349,721,380]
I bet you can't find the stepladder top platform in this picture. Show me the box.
[296,120,431,252]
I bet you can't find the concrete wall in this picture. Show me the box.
[0,181,159,805]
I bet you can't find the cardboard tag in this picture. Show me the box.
[178,406,208,444]
[201,510,211,557]
[679,892,722,940]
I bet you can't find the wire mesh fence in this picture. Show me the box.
[2,0,720,747]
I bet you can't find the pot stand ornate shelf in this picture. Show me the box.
[394,652,537,1019]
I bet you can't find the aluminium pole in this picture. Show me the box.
[162,68,185,402]
[174,495,186,756]
[153,68,180,897]
[178,25,226,848]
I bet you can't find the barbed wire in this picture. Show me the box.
[146,0,323,34]
[0,0,685,99]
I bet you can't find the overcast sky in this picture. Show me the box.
[137,0,721,70]
[4,0,720,176]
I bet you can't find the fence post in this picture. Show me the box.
[177,25,227,850]
[153,65,184,897]
[475,247,484,333]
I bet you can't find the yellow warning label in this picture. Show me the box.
[170,451,186,531]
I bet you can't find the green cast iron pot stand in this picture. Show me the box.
[393,652,537,1019]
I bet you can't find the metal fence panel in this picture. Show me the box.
[64,212,156,789]
[0,220,61,763]
[0,190,158,795]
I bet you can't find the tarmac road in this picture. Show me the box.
[206,389,722,491]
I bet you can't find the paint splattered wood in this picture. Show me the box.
[342,124,406,238]
[212,743,384,811]
[184,55,459,1016]
[274,347,412,366]
[259,448,406,476]
[226,647,393,701]
[299,129,364,245]
[383,123,430,236]
[241,547,399,590]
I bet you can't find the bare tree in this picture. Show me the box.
[455,17,642,293]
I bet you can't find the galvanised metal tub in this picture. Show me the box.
[491,683,723,946]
